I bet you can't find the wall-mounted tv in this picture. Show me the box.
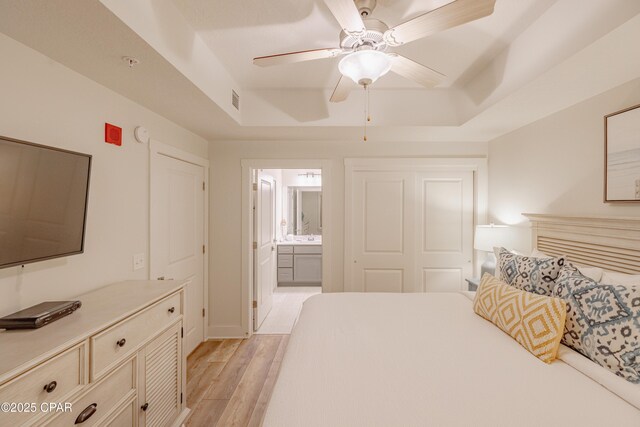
[0,136,91,269]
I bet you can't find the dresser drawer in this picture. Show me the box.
[91,291,182,380]
[277,254,293,268]
[0,342,87,427]
[277,245,293,254]
[278,268,294,282]
[46,357,136,427]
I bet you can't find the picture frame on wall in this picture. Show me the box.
[604,103,640,202]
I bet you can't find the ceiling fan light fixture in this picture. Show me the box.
[338,50,391,86]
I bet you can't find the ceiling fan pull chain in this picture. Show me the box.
[367,84,371,124]
[364,84,370,142]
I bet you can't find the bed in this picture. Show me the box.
[262,215,640,426]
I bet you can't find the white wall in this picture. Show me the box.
[488,78,640,253]
[0,34,208,317]
[209,141,488,336]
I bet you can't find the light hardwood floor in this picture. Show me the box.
[186,335,288,427]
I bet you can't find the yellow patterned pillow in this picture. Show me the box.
[473,273,567,363]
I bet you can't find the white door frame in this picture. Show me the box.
[241,159,332,338]
[149,140,210,342]
[344,157,488,290]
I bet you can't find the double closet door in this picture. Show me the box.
[347,166,474,293]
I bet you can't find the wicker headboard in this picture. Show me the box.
[523,214,640,274]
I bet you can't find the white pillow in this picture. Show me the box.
[601,271,640,286]
[531,249,603,282]
[575,267,604,283]
[531,249,549,258]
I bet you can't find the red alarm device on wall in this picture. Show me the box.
[105,123,122,146]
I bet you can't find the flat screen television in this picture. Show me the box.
[0,136,91,269]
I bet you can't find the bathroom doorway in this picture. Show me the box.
[242,162,330,337]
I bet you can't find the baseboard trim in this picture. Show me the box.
[208,325,247,339]
[171,408,190,427]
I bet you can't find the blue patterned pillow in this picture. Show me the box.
[497,247,565,296]
[553,264,640,383]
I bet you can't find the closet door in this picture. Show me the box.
[349,171,415,292]
[416,171,474,292]
[346,164,475,293]
[150,151,205,356]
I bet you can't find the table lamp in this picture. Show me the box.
[474,224,511,277]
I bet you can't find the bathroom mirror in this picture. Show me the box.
[287,186,322,236]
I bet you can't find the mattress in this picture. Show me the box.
[263,292,640,427]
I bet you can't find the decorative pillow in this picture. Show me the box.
[553,264,640,383]
[493,246,505,280]
[493,247,521,280]
[474,273,567,363]
[496,247,565,296]
[532,249,603,282]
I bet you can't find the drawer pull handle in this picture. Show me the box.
[141,402,149,411]
[43,381,57,393]
[168,307,175,314]
[75,403,97,424]
[116,338,127,347]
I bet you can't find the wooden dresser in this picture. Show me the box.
[0,280,188,427]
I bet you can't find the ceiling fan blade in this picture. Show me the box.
[389,54,445,88]
[330,75,353,103]
[323,0,366,36]
[384,0,496,46]
[254,48,343,67]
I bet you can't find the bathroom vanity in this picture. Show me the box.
[277,241,322,285]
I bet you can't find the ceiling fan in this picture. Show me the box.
[253,0,496,102]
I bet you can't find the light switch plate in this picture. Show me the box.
[133,253,145,271]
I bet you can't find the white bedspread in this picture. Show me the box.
[263,292,640,427]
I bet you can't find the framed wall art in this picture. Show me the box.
[604,103,640,202]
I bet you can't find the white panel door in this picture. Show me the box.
[350,172,415,292]
[348,167,474,293]
[150,154,204,355]
[416,171,474,292]
[254,172,276,330]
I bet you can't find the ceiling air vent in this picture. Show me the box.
[231,90,240,110]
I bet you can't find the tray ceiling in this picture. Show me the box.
[1,0,639,141]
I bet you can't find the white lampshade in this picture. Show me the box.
[338,50,392,86]
[474,224,511,252]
